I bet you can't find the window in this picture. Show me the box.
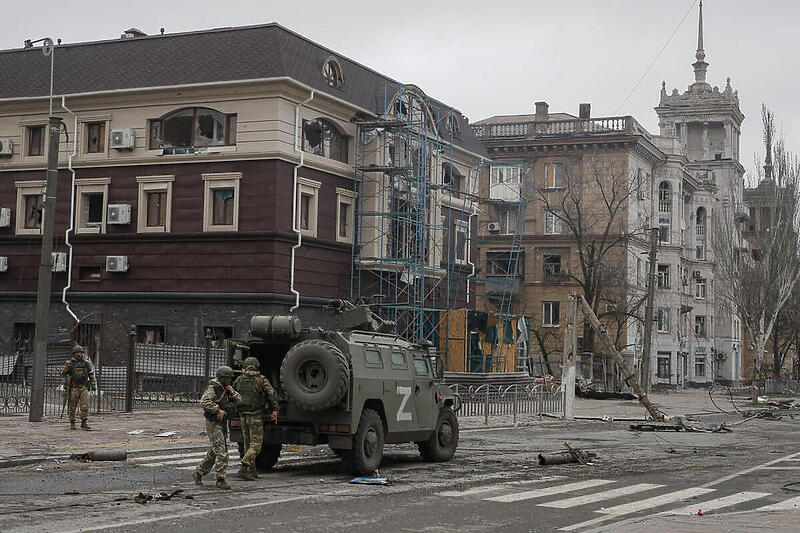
[137,176,173,233]
[657,352,671,379]
[490,166,520,185]
[203,172,241,232]
[136,325,165,344]
[296,177,321,237]
[15,181,45,235]
[543,254,562,280]
[545,210,562,234]
[499,207,517,235]
[336,188,355,243]
[486,251,523,276]
[86,122,106,153]
[149,107,236,149]
[695,315,706,337]
[364,348,382,366]
[413,359,429,376]
[658,217,670,244]
[657,308,670,332]
[391,350,407,368]
[696,278,706,299]
[322,58,343,88]
[543,301,560,327]
[454,219,469,264]
[27,125,45,156]
[694,350,706,377]
[658,181,671,213]
[636,258,643,285]
[75,178,110,234]
[657,264,670,289]
[207,326,234,348]
[13,323,35,354]
[442,163,463,195]
[303,119,348,163]
[544,163,564,188]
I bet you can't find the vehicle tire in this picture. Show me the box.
[255,443,282,471]
[418,408,459,462]
[341,408,384,475]
[280,340,349,411]
[237,441,245,459]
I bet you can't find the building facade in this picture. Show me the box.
[0,24,484,360]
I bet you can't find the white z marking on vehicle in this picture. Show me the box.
[396,386,413,421]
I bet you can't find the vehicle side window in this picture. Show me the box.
[413,359,428,376]
[391,350,407,368]
[364,348,383,367]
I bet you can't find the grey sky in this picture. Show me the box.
[4,0,797,180]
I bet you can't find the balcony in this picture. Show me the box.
[483,275,521,295]
[471,116,651,141]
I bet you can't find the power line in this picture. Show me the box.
[614,0,697,115]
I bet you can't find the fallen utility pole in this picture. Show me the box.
[640,227,659,393]
[572,293,666,422]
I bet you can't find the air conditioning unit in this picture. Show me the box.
[107,204,131,224]
[488,222,500,233]
[110,128,135,150]
[0,138,12,157]
[693,270,702,278]
[0,207,10,228]
[0,257,7,272]
[52,252,67,272]
[105,255,129,272]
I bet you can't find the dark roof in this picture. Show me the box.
[0,23,484,155]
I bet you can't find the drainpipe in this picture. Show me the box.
[61,96,78,322]
[290,89,315,312]
[466,207,477,304]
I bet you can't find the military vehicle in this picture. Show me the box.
[228,300,460,475]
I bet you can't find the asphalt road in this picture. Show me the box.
[2,414,799,532]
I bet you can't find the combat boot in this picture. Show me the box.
[237,465,256,481]
[249,465,260,479]
[80,420,91,430]
[69,421,76,430]
[215,478,231,490]
[192,471,203,486]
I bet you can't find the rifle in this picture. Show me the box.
[60,380,72,419]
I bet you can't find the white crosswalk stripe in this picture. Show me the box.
[756,495,800,511]
[538,483,664,509]
[437,476,565,497]
[485,479,615,503]
[658,491,770,515]
[139,457,224,467]
[131,451,209,462]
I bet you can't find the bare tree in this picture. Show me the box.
[713,105,800,398]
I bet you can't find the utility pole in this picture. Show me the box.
[562,295,578,421]
[640,227,659,394]
[29,115,63,422]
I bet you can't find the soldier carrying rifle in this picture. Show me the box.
[61,345,95,430]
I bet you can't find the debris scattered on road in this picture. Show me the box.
[154,431,177,438]
[71,450,128,462]
[350,471,391,485]
[127,430,145,435]
[63,491,79,495]
[134,490,184,504]
[539,442,597,465]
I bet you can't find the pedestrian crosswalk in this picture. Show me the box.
[128,449,328,471]
[436,476,800,531]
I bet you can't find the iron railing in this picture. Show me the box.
[449,383,564,424]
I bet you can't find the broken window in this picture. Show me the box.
[543,254,562,280]
[442,163,463,195]
[27,125,44,156]
[149,108,236,149]
[486,251,523,276]
[303,118,347,163]
[543,301,560,327]
[86,122,106,153]
[23,193,42,229]
[322,58,343,88]
[75,179,109,234]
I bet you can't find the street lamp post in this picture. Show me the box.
[28,37,64,422]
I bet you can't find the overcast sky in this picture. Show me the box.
[4,0,797,180]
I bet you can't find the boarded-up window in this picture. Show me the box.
[87,122,106,153]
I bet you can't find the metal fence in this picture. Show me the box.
[449,383,564,423]
[764,379,800,394]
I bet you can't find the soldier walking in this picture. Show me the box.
[194,366,241,489]
[61,345,95,430]
[234,357,279,480]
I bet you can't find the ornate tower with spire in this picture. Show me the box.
[690,0,711,92]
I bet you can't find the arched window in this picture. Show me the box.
[322,58,343,88]
[149,107,236,149]
[658,181,671,213]
[303,118,348,163]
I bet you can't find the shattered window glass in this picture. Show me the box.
[24,194,42,229]
[151,108,235,149]
[303,119,347,163]
[195,109,227,147]
[162,109,194,148]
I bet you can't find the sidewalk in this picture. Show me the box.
[0,389,747,465]
[593,509,800,532]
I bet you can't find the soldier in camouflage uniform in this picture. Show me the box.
[61,345,95,430]
[193,366,241,489]
[234,356,279,480]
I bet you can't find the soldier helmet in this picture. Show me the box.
[71,345,86,355]
[216,365,234,379]
[243,357,260,370]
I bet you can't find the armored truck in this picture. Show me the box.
[228,300,460,475]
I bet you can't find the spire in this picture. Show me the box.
[690,0,711,91]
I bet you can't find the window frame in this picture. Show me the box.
[15,180,45,235]
[336,188,355,243]
[499,206,517,235]
[694,350,707,377]
[322,57,344,88]
[657,264,670,289]
[136,324,167,344]
[453,218,470,265]
[302,118,348,163]
[202,172,241,232]
[296,177,321,238]
[137,175,174,233]
[26,125,46,157]
[85,121,107,154]
[149,108,237,150]
[695,278,706,299]
[543,254,562,280]
[695,315,707,337]
[75,178,111,234]
[657,307,670,333]
[544,162,565,189]
[545,209,562,235]
[364,346,384,368]
[656,352,671,379]
[543,301,561,327]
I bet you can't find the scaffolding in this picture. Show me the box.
[351,84,530,365]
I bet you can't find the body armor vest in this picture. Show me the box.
[69,359,91,387]
[235,372,265,413]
